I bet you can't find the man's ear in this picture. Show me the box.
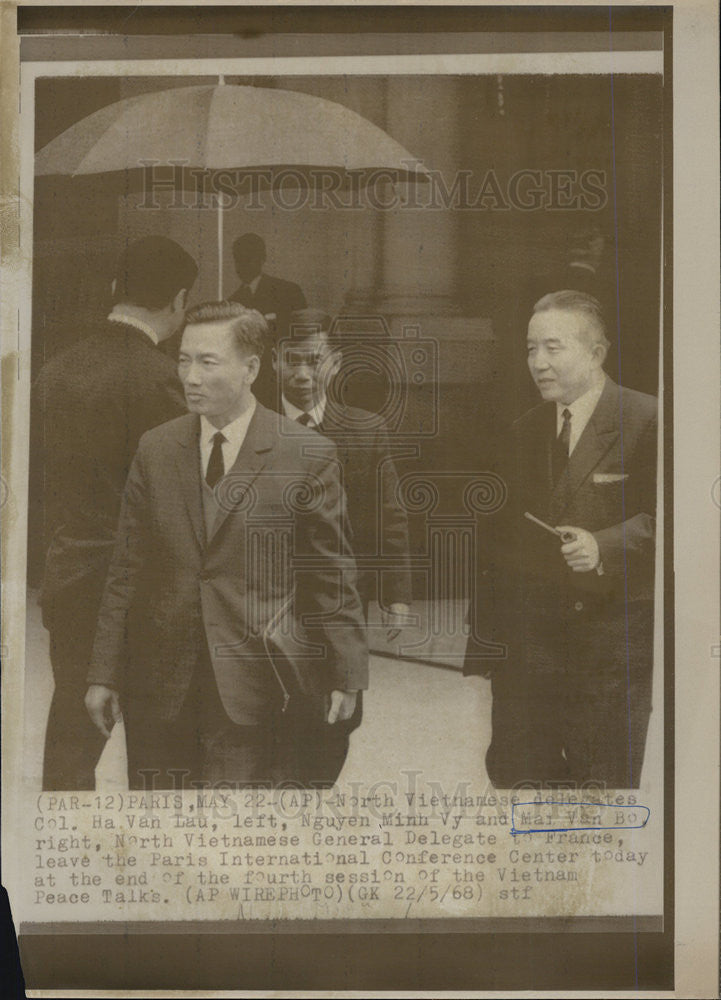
[592,341,608,368]
[327,348,342,379]
[110,278,117,299]
[247,355,262,385]
[173,288,189,314]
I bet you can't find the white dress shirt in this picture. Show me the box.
[107,309,159,345]
[282,394,327,429]
[556,376,607,574]
[237,273,262,299]
[556,377,605,455]
[199,397,257,480]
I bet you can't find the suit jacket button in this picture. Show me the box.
[574,600,584,611]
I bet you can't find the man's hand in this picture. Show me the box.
[556,526,600,573]
[382,603,412,641]
[85,684,122,738]
[327,689,357,725]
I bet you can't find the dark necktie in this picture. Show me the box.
[296,412,315,428]
[552,407,572,484]
[205,431,226,488]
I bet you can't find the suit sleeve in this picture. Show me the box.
[593,408,657,589]
[291,282,307,311]
[86,442,151,690]
[28,374,51,583]
[294,452,368,693]
[374,426,413,608]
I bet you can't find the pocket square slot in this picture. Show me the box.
[593,473,629,483]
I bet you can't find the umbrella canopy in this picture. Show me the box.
[35,83,429,297]
[35,83,428,180]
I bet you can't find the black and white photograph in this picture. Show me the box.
[1,3,718,995]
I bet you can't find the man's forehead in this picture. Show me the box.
[527,309,584,339]
[180,321,252,359]
[182,320,234,344]
[285,331,330,350]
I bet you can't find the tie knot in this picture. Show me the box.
[562,408,572,422]
[213,431,226,444]
[296,412,314,427]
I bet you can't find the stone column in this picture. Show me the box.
[375,76,461,317]
[350,76,495,388]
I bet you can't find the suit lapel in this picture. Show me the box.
[207,404,276,543]
[552,378,620,511]
[254,275,271,313]
[173,416,205,551]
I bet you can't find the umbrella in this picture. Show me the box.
[35,82,430,297]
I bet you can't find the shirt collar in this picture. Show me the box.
[282,394,326,428]
[557,376,606,424]
[200,396,257,450]
[239,274,262,295]
[107,309,160,345]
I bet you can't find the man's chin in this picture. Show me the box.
[288,393,316,411]
[535,381,561,400]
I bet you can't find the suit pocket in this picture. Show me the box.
[593,472,629,484]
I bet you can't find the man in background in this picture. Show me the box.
[34,236,198,790]
[465,290,657,789]
[229,232,307,407]
[86,302,367,789]
[273,308,412,627]
[272,309,413,779]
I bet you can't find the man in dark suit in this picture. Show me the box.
[228,232,307,408]
[34,236,198,790]
[229,233,307,320]
[86,302,367,789]
[271,308,412,781]
[272,309,412,627]
[465,290,657,790]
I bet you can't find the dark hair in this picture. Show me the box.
[532,289,610,351]
[232,233,266,265]
[287,308,332,341]
[184,301,268,359]
[113,236,198,310]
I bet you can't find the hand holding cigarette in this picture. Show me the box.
[524,512,600,572]
[524,511,576,543]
